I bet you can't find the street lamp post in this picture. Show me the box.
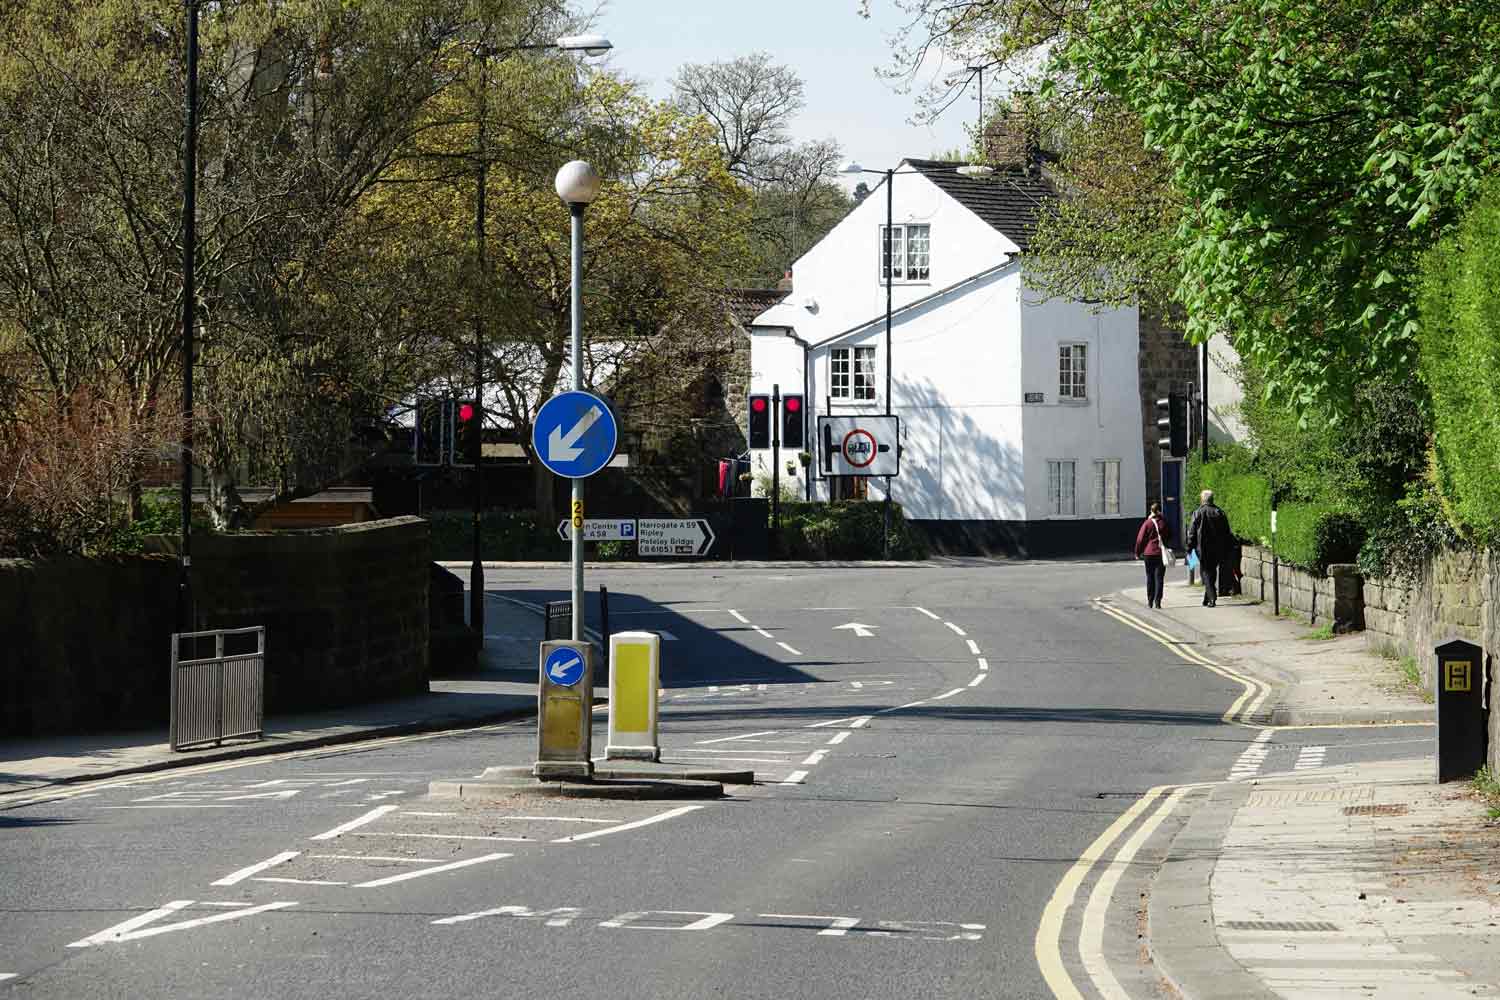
[555,161,602,643]
[467,33,611,644]
[179,0,201,633]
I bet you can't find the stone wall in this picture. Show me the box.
[1238,545,1364,629]
[1363,549,1496,700]
[1,517,430,738]
[1136,308,1198,506]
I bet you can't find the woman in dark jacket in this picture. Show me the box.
[1134,502,1172,609]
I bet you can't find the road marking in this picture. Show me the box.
[324,778,371,787]
[435,905,582,927]
[967,674,986,687]
[354,852,510,888]
[254,877,346,886]
[553,805,704,843]
[806,715,872,729]
[354,832,531,842]
[1091,598,1273,725]
[801,750,829,766]
[696,730,780,745]
[826,732,850,745]
[754,626,774,638]
[850,680,864,689]
[933,688,965,700]
[728,609,749,624]
[976,657,989,671]
[402,811,456,817]
[966,639,981,655]
[1080,788,1190,998]
[880,700,928,712]
[312,854,443,863]
[780,771,809,785]
[0,974,16,983]
[761,913,861,936]
[777,642,802,656]
[944,621,967,636]
[212,851,301,886]
[1230,729,1275,780]
[1294,746,1328,770]
[600,911,734,932]
[68,900,297,948]
[310,805,398,840]
[911,606,941,620]
[757,683,768,692]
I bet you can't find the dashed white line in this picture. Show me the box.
[933,688,965,701]
[310,805,398,841]
[801,750,829,766]
[826,731,850,745]
[780,771,809,785]
[754,626,774,638]
[729,610,749,624]
[553,805,705,843]
[1229,729,1275,780]
[1295,746,1328,770]
[977,657,989,671]
[211,851,300,886]
[777,641,802,656]
[912,606,941,620]
[968,674,986,687]
[944,621,967,636]
[966,639,981,655]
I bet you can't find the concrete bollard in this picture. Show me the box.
[606,631,661,761]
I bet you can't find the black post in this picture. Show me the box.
[178,0,200,633]
[883,168,893,560]
[771,383,781,535]
[470,57,487,644]
[1201,340,1210,463]
[1271,501,1280,616]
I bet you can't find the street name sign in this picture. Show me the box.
[817,415,900,477]
[532,390,619,479]
[557,518,637,542]
[637,518,715,557]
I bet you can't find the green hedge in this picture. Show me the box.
[1418,176,1500,545]
[776,501,929,560]
[1185,459,1362,572]
[426,510,565,561]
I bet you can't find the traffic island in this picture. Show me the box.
[429,764,739,801]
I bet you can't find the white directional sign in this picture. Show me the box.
[817,415,900,477]
[833,622,878,638]
[557,518,637,542]
[637,518,716,557]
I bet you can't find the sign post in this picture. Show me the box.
[534,641,593,780]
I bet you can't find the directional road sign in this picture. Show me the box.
[557,518,637,542]
[532,390,619,479]
[817,415,900,477]
[543,646,586,687]
[637,518,716,557]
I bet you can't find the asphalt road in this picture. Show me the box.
[0,561,1431,998]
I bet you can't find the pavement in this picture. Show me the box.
[1126,574,1500,1000]
[0,594,545,798]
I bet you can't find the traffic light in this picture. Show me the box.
[781,394,804,449]
[1157,392,1187,458]
[414,396,445,466]
[451,398,479,468]
[748,393,770,449]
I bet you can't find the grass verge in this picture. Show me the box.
[1299,623,1336,640]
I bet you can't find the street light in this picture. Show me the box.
[555,159,601,643]
[179,0,202,632]
[468,34,611,644]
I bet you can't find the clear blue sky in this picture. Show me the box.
[591,0,977,182]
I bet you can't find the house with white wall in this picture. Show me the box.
[749,158,1188,556]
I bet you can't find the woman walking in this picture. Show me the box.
[1134,502,1173,609]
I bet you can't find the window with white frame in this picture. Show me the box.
[880,224,931,282]
[1047,460,1076,516]
[1093,459,1121,514]
[830,346,877,401]
[1059,343,1087,400]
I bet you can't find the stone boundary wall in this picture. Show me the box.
[1,517,430,738]
[1238,545,1364,629]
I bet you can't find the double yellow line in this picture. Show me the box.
[1090,597,1273,727]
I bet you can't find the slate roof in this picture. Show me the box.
[726,287,789,328]
[902,158,1056,252]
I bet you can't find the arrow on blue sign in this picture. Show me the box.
[544,647,585,688]
[532,391,618,479]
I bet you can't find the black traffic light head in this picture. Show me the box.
[1157,393,1188,458]
[748,393,770,449]
[781,394,804,449]
[415,396,445,465]
[451,399,479,468]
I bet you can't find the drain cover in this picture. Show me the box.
[1222,920,1340,932]
[1343,803,1408,817]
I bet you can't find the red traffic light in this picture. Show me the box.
[458,402,475,422]
[751,397,767,413]
[784,396,800,412]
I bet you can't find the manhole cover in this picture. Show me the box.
[1222,920,1340,932]
[1343,803,1409,817]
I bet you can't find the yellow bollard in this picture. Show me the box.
[534,641,594,780]
[606,631,660,761]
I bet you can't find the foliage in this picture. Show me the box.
[1416,176,1500,545]
[1188,455,1362,572]
[753,469,801,505]
[425,509,564,561]
[1356,474,1467,582]
[1474,766,1500,820]
[99,490,187,555]
[776,501,929,560]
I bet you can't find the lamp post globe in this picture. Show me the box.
[555,160,601,205]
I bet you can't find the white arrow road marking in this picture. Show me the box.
[833,622,877,637]
[548,654,581,680]
[68,900,297,948]
[547,405,603,462]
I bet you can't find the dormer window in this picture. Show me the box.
[880,224,930,282]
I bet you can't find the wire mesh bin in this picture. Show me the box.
[169,626,265,751]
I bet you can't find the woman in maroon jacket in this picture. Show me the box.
[1134,502,1172,609]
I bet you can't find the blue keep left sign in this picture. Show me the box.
[533,390,618,479]
[544,647,586,688]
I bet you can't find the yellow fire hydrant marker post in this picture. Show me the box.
[607,632,660,761]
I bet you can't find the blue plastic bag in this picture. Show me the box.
[1186,549,1199,571]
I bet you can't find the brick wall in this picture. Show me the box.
[1239,545,1364,629]
[1136,308,1198,506]
[0,517,431,738]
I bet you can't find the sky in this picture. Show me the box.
[590,0,979,187]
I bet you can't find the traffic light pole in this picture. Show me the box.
[569,203,585,644]
[771,384,781,535]
[470,59,488,644]
[178,0,200,634]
